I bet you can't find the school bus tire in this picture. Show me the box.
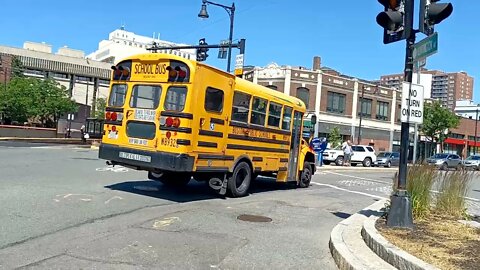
[227,161,252,197]
[298,162,312,188]
[148,171,191,187]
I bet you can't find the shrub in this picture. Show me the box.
[435,170,473,218]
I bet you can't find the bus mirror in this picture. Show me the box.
[311,114,317,126]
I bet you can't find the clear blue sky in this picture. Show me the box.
[0,1,477,98]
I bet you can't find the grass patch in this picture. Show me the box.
[377,215,480,270]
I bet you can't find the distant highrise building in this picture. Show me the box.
[87,27,196,64]
[379,70,474,110]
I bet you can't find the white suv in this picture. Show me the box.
[322,145,377,167]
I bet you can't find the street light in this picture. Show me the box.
[198,0,235,73]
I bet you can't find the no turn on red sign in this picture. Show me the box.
[401,82,424,124]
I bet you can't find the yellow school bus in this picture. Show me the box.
[99,53,316,197]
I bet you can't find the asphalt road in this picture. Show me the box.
[0,142,379,269]
[1,142,479,269]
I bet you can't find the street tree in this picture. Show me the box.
[94,97,106,119]
[421,101,460,152]
[11,56,25,78]
[1,77,39,124]
[328,127,342,149]
[34,78,77,127]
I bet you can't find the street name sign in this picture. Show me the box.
[401,82,424,124]
[413,32,438,61]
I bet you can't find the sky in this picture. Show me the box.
[0,0,478,99]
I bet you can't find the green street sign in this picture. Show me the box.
[413,32,438,61]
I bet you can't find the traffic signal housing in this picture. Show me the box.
[376,0,409,44]
[419,0,453,36]
[196,38,209,62]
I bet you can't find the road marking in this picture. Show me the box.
[105,196,123,204]
[153,217,180,229]
[96,166,129,173]
[54,193,94,202]
[310,182,387,200]
[324,171,392,185]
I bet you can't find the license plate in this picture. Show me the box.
[119,151,152,163]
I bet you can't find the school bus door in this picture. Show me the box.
[287,111,303,181]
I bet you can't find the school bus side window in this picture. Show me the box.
[108,84,127,107]
[129,85,162,109]
[205,87,224,113]
[282,106,292,130]
[268,102,282,128]
[250,97,267,126]
[231,91,251,123]
[164,86,187,111]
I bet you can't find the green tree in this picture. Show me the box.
[94,97,106,119]
[11,56,25,78]
[421,101,460,152]
[328,127,342,149]
[34,78,77,127]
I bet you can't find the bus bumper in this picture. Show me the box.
[98,143,194,172]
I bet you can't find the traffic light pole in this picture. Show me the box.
[387,0,415,228]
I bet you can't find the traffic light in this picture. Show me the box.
[376,0,409,44]
[196,38,209,62]
[238,39,246,54]
[419,0,453,36]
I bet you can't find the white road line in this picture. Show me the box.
[322,172,480,203]
[310,182,387,200]
[324,171,392,185]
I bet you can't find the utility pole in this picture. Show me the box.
[357,86,365,144]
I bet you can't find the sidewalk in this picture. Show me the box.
[0,137,100,147]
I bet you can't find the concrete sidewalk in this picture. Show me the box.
[0,137,100,147]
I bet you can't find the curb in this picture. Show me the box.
[362,216,440,270]
[0,137,100,145]
[329,199,395,270]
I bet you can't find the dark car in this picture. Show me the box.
[373,152,400,168]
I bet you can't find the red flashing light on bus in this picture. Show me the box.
[165,117,174,127]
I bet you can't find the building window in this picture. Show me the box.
[327,92,346,114]
[265,85,277,90]
[450,133,465,139]
[358,98,372,118]
[376,101,389,121]
[296,87,310,108]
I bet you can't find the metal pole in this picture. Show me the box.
[226,3,235,73]
[475,109,478,155]
[387,0,414,229]
[85,82,89,120]
[357,86,365,144]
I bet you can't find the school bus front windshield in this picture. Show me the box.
[99,53,316,198]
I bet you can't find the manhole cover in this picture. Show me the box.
[237,214,272,223]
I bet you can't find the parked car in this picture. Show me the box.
[426,153,462,170]
[322,145,376,167]
[373,152,400,168]
[462,155,480,170]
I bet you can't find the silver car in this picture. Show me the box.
[463,155,480,170]
[373,152,400,168]
[426,153,462,170]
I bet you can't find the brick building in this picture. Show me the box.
[243,57,416,153]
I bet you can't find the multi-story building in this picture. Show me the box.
[0,41,111,128]
[380,70,474,110]
[243,56,416,153]
[87,27,196,64]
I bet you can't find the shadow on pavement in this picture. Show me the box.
[331,211,352,219]
[105,176,297,203]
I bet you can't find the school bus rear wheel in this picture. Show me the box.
[227,161,252,198]
[148,171,191,187]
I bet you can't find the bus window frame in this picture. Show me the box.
[129,84,162,110]
[204,87,225,114]
[108,83,128,107]
[250,96,268,127]
[267,101,282,128]
[164,85,188,112]
[231,90,252,124]
[282,106,293,131]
